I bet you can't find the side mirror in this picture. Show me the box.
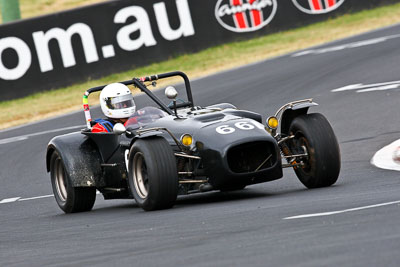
[113,123,126,135]
[165,86,178,99]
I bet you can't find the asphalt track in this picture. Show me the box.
[2,23,400,266]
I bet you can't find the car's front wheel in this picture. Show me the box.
[128,137,178,211]
[288,113,340,188]
[50,151,96,213]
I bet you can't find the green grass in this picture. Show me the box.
[2,2,400,129]
[1,0,106,22]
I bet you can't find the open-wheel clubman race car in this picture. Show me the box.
[46,71,340,213]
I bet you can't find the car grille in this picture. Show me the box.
[227,141,277,173]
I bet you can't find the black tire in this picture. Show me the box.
[288,113,340,188]
[50,151,96,213]
[128,137,178,211]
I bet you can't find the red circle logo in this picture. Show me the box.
[215,0,278,33]
[292,0,345,14]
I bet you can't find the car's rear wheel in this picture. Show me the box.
[50,151,96,213]
[128,137,178,211]
[288,113,340,188]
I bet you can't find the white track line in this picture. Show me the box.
[331,80,400,92]
[0,125,84,145]
[1,191,101,205]
[0,195,52,204]
[0,197,21,204]
[284,200,400,220]
[292,33,400,57]
[19,195,54,201]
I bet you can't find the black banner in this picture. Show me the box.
[0,0,399,100]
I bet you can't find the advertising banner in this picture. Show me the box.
[0,0,398,100]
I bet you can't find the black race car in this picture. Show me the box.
[46,71,340,213]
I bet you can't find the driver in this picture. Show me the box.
[92,83,136,133]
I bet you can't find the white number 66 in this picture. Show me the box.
[216,121,262,135]
[235,121,255,130]
[216,125,235,135]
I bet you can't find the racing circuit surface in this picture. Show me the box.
[2,24,400,266]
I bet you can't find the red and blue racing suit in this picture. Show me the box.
[91,118,138,133]
[91,107,164,133]
[91,119,115,133]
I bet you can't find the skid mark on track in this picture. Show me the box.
[284,200,400,220]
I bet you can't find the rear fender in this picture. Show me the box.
[46,132,104,187]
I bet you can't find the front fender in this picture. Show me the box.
[46,132,104,187]
[280,101,318,135]
[127,131,164,148]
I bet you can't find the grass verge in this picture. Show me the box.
[1,0,107,22]
[2,3,400,130]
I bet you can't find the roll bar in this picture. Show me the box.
[83,71,195,129]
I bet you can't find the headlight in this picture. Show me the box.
[266,116,279,129]
[181,134,193,147]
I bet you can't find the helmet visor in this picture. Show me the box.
[106,94,135,110]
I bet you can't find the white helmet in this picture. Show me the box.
[100,83,136,119]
